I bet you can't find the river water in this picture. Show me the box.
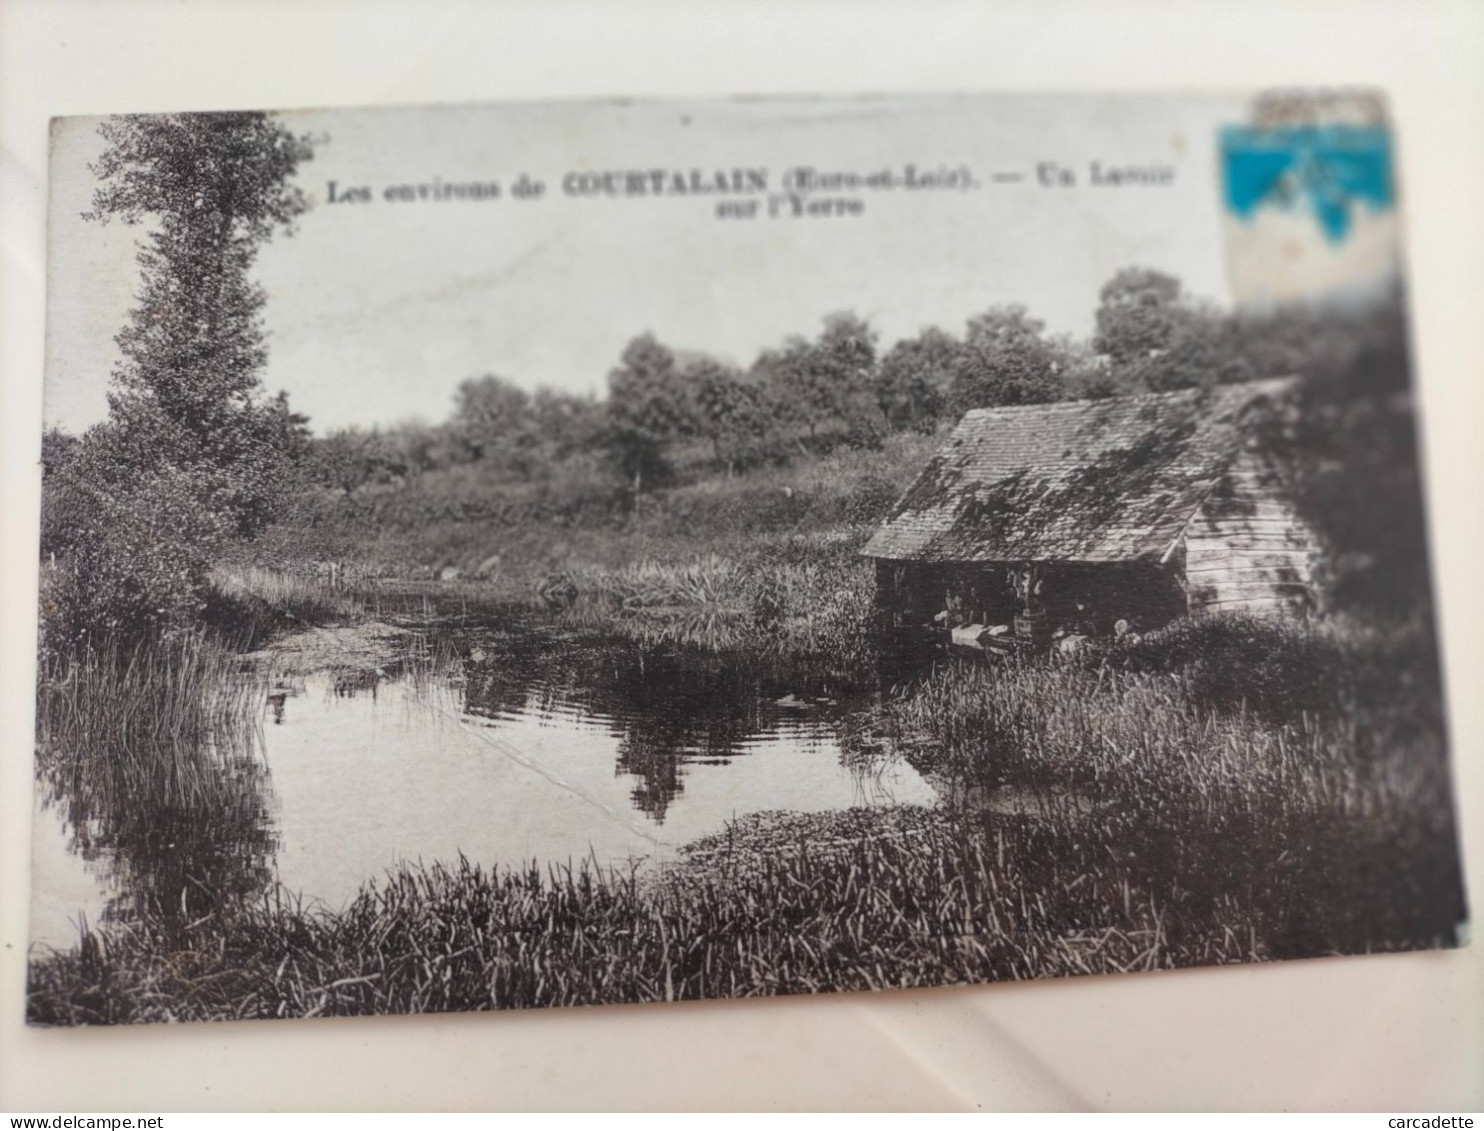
[30,634,937,951]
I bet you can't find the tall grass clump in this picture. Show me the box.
[1094,612,1352,722]
[205,565,376,648]
[546,546,877,668]
[35,631,275,932]
[37,632,258,774]
[879,618,1464,960]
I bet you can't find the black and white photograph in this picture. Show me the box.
[26,91,1467,1027]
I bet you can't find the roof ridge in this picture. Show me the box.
[958,375,1297,421]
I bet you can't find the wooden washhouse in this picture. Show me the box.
[863,378,1318,642]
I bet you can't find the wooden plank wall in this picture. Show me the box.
[1183,452,1318,617]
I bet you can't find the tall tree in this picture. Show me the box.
[1093,267,1268,392]
[41,113,316,647]
[806,310,878,434]
[86,112,316,536]
[753,336,817,445]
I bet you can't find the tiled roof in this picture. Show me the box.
[862,379,1295,564]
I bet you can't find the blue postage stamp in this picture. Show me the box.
[1221,123,1395,244]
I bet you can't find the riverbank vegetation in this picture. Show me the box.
[28,610,1462,1025]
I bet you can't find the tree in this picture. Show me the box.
[85,112,316,538]
[1234,293,1429,617]
[948,305,1069,412]
[812,311,878,410]
[313,428,403,499]
[1145,308,1261,391]
[688,356,766,472]
[752,336,817,446]
[530,388,605,462]
[1090,267,1263,392]
[755,312,878,446]
[451,373,535,469]
[42,113,316,647]
[264,389,314,463]
[802,311,878,438]
[1093,267,1185,366]
[874,327,959,429]
[604,333,697,490]
[382,419,450,483]
[40,427,82,481]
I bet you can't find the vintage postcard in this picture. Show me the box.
[29,92,1467,1025]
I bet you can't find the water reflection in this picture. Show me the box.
[34,695,277,938]
[462,638,859,822]
[32,631,938,951]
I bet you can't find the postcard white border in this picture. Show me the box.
[1,0,1480,1112]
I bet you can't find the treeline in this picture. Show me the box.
[309,266,1400,500]
[39,104,1420,655]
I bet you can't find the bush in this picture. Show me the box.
[1100,612,1350,723]
[40,463,231,655]
[842,473,902,524]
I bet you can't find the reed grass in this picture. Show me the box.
[32,775,1456,1026]
[546,546,876,667]
[23,809,1243,1025]
[37,632,260,780]
[875,619,1463,960]
[34,631,276,930]
[208,565,377,639]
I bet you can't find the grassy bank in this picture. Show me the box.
[263,428,938,579]
[219,432,941,667]
[18,804,1273,1025]
[541,540,876,664]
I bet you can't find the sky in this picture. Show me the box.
[40,93,1392,436]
